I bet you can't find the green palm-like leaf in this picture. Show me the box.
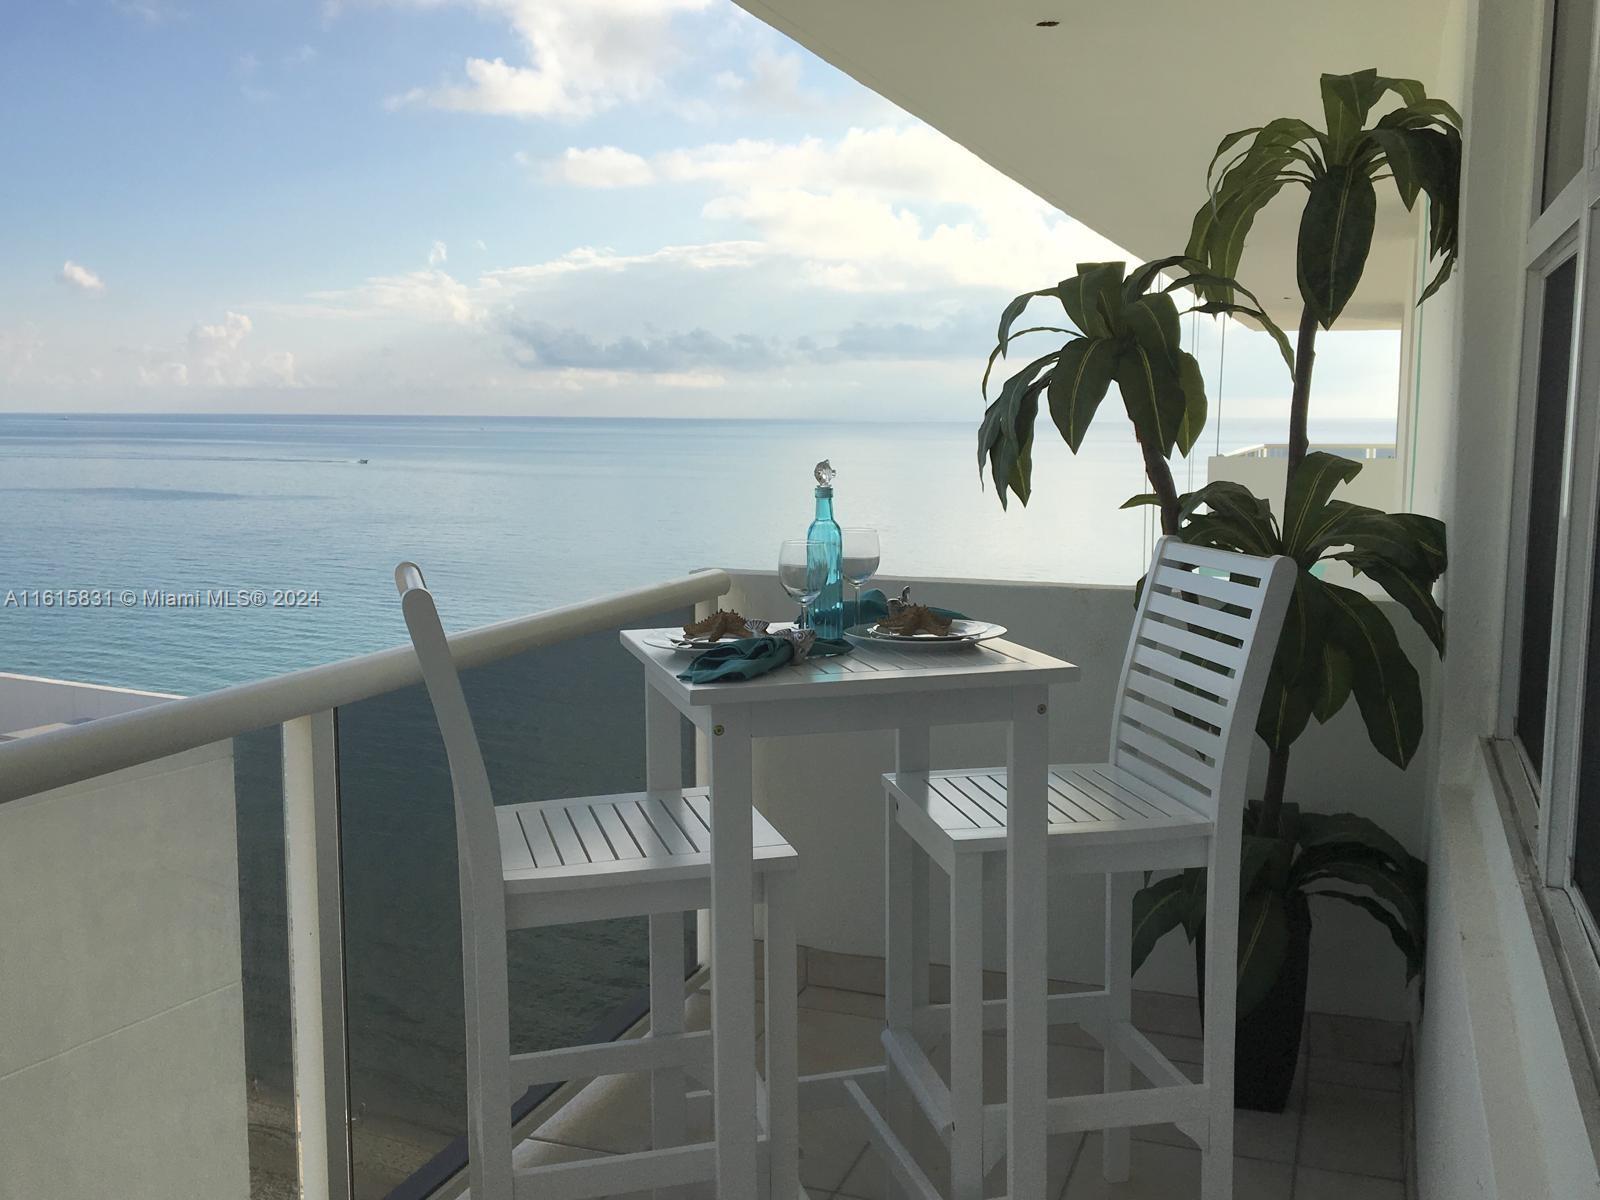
[1236,889,1291,1017]
[1062,262,1126,339]
[1312,890,1425,980]
[1177,481,1280,551]
[1174,351,1208,457]
[1282,452,1364,557]
[978,351,1057,507]
[1115,341,1187,459]
[995,287,1064,352]
[1311,639,1354,723]
[1126,292,1184,369]
[1320,582,1425,767]
[982,325,1073,399]
[1295,812,1422,880]
[1298,162,1378,327]
[1336,551,1446,654]
[1132,873,1191,972]
[1047,338,1117,452]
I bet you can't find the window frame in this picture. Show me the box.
[1500,0,1600,923]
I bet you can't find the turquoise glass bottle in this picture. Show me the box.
[807,460,845,639]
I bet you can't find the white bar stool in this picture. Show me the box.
[396,562,801,1200]
[864,536,1294,1199]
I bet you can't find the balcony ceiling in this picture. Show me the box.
[733,0,1455,329]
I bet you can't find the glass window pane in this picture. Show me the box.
[1572,509,1600,912]
[336,614,694,1198]
[1518,257,1579,775]
[1544,0,1596,207]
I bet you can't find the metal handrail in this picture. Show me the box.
[0,569,729,805]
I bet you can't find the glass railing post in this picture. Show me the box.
[283,710,354,1200]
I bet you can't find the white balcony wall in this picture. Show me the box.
[0,676,248,1200]
[714,569,1436,1023]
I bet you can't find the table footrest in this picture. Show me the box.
[511,1029,710,1090]
[514,1140,720,1200]
[982,1080,1209,1145]
[882,1027,954,1136]
[911,988,1111,1041]
[844,1079,945,1200]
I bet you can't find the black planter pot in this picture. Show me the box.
[1196,892,1312,1113]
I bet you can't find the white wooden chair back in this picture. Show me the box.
[395,561,514,1200]
[1107,536,1296,831]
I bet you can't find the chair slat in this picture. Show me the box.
[544,806,588,866]
[1152,564,1262,610]
[1123,670,1227,722]
[1136,622,1245,671]
[1080,766,1194,820]
[617,799,673,858]
[639,795,697,855]
[1145,591,1253,641]
[1066,768,1163,820]
[643,800,700,857]
[944,774,1011,824]
[1116,728,1213,798]
[1130,643,1235,695]
[934,777,1003,827]
[565,802,616,864]
[518,808,563,869]
[1162,540,1268,578]
[682,791,714,833]
[593,802,645,859]
[497,807,536,872]
[1120,696,1221,759]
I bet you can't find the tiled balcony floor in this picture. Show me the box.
[521,982,1412,1200]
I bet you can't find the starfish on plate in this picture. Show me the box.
[875,603,953,637]
[683,609,757,641]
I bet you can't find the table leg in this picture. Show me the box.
[645,683,689,1198]
[645,680,683,791]
[707,706,758,1197]
[884,723,931,1199]
[1006,687,1049,1197]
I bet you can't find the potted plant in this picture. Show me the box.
[976,69,1459,1110]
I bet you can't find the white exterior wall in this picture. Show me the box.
[719,568,1435,1022]
[0,676,249,1200]
[1409,0,1600,1193]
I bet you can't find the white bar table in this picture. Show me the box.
[621,629,1079,1198]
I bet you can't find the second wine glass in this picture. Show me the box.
[778,539,827,628]
[841,527,881,622]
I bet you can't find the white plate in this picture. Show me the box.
[845,620,1006,649]
[643,624,792,654]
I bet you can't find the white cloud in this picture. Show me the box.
[285,44,317,67]
[546,146,654,188]
[380,0,712,118]
[428,240,448,266]
[58,261,106,294]
[547,125,1129,293]
[301,268,486,324]
[137,311,303,388]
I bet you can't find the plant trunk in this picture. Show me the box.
[1285,306,1320,484]
[1258,745,1291,837]
[1137,431,1183,535]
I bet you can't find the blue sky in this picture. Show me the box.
[0,0,1399,420]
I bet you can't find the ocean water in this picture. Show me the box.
[0,412,1397,1190]
[0,412,1396,696]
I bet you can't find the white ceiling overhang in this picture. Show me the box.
[733,0,1453,329]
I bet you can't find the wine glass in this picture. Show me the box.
[778,539,827,628]
[841,527,881,622]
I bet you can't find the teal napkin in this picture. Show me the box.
[677,635,799,683]
[847,589,967,628]
[676,634,857,683]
